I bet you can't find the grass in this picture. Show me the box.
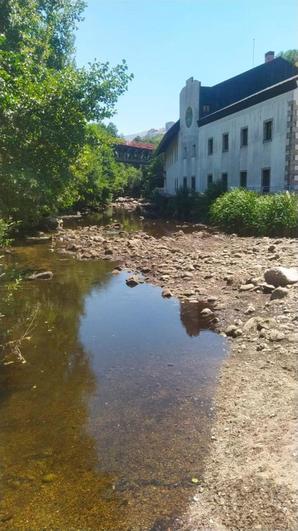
[210,189,298,236]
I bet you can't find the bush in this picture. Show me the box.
[0,219,12,247]
[152,181,226,222]
[255,192,298,236]
[210,189,258,233]
[210,189,298,236]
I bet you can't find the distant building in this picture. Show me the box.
[157,52,298,194]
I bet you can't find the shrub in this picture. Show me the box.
[210,189,298,236]
[255,192,298,236]
[0,219,13,247]
[210,189,258,234]
[152,181,226,222]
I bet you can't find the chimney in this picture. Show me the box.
[265,51,275,63]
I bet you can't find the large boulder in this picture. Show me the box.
[264,267,298,287]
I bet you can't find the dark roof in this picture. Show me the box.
[200,57,298,116]
[115,140,155,150]
[155,120,180,155]
[198,75,298,126]
[156,58,298,154]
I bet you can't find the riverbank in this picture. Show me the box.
[55,222,298,530]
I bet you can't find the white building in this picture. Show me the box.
[157,52,298,194]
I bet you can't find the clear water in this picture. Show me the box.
[0,216,227,529]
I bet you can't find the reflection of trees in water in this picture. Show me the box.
[0,249,125,528]
[179,301,215,337]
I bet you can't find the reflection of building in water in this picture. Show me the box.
[179,301,215,337]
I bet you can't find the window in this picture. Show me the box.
[183,177,187,191]
[207,174,213,187]
[192,144,196,157]
[240,127,248,147]
[240,171,247,188]
[222,133,229,152]
[262,168,270,193]
[183,146,187,159]
[208,137,213,155]
[263,120,272,142]
[203,104,210,113]
[191,176,196,191]
[222,173,228,191]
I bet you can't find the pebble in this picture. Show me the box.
[239,284,255,291]
[201,308,213,317]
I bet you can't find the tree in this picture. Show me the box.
[278,49,298,66]
[0,1,133,226]
[104,122,119,138]
[0,0,86,69]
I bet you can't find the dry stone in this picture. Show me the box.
[264,267,298,287]
[270,287,289,300]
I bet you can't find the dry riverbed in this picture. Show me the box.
[54,223,298,530]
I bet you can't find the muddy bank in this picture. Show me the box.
[54,223,298,530]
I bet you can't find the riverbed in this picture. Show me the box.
[0,213,227,529]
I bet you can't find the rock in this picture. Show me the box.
[258,282,275,293]
[225,325,242,338]
[267,329,285,342]
[239,283,255,291]
[68,243,80,251]
[39,216,63,230]
[207,295,218,302]
[270,287,289,300]
[243,316,260,331]
[42,473,57,483]
[268,245,276,253]
[126,275,140,287]
[256,343,267,351]
[264,267,298,287]
[288,333,298,343]
[201,308,213,317]
[27,271,53,280]
[26,235,52,243]
[244,304,255,314]
[0,513,13,523]
[104,248,113,255]
[162,288,172,298]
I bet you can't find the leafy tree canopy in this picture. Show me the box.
[278,49,298,66]
[0,0,133,226]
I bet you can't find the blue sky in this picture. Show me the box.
[76,0,298,135]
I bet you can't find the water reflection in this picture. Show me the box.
[0,240,226,529]
[179,301,215,337]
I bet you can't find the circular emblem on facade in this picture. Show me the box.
[185,106,193,128]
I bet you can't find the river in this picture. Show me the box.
[0,211,227,529]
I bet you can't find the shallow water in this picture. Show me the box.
[0,216,227,529]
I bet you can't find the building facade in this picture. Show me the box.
[157,53,298,194]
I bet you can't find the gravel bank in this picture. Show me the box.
[54,223,298,530]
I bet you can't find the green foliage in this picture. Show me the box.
[210,189,298,236]
[141,155,164,197]
[70,124,141,207]
[254,192,298,236]
[0,0,133,227]
[0,219,13,247]
[152,181,225,221]
[278,49,298,66]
